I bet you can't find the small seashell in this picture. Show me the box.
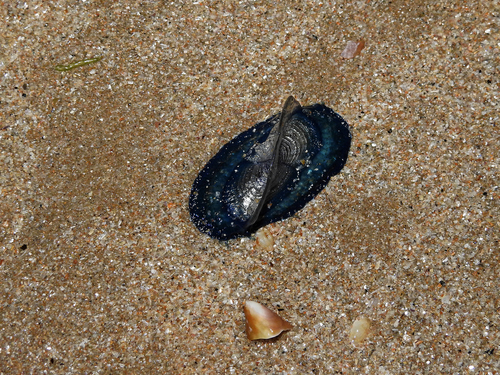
[255,227,274,251]
[244,301,293,340]
[349,317,371,344]
[341,40,365,59]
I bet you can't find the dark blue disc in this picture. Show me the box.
[189,96,351,240]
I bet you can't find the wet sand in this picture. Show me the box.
[1,1,499,373]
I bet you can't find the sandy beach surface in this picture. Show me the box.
[1,1,499,373]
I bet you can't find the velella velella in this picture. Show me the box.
[189,96,351,240]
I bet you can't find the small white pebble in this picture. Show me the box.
[349,317,371,344]
[256,227,274,251]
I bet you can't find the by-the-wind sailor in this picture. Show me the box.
[189,96,351,240]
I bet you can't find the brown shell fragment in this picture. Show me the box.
[244,301,293,340]
[341,40,365,59]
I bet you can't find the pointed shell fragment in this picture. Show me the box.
[244,301,293,340]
